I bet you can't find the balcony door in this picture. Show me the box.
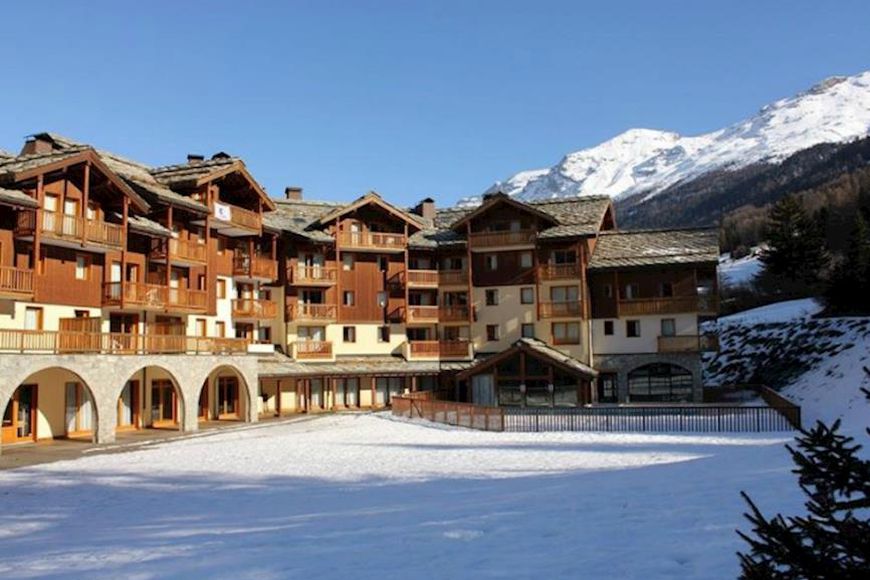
[1,385,37,444]
[43,194,58,231]
[64,382,93,438]
[150,380,177,427]
[298,326,325,341]
[217,377,239,419]
[300,289,325,305]
[62,198,79,236]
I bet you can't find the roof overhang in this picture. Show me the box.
[315,192,426,230]
[455,339,598,381]
[450,192,559,232]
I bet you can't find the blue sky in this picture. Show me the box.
[1,1,868,207]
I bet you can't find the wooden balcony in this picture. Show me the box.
[619,295,719,316]
[102,282,208,312]
[539,300,582,318]
[469,229,535,249]
[292,340,333,360]
[233,253,277,281]
[404,340,473,360]
[151,238,208,266]
[211,201,262,234]
[291,265,337,286]
[16,211,124,251]
[407,305,439,323]
[289,303,338,322]
[0,266,34,298]
[407,269,438,288]
[439,306,470,323]
[0,329,249,355]
[232,298,278,320]
[337,231,406,252]
[658,334,720,353]
[438,270,467,286]
[539,263,581,281]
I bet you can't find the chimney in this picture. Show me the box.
[414,197,436,220]
[285,186,303,200]
[187,153,205,164]
[20,134,55,156]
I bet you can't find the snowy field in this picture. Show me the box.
[0,414,803,580]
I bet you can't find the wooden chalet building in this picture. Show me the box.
[0,131,719,454]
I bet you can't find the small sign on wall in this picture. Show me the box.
[214,202,231,221]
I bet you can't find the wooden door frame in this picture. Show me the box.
[198,379,210,422]
[150,379,178,429]
[116,380,140,432]
[64,382,95,439]
[216,376,240,420]
[2,384,38,444]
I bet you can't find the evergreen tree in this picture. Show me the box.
[824,212,870,314]
[759,196,829,293]
[737,371,870,579]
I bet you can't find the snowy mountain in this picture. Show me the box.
[472,71,870,206]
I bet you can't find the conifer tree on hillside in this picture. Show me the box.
[824,212,870,315]
[758,196,829,295]
[736,370,870,579]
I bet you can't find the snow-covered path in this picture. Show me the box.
[0,414,801,579]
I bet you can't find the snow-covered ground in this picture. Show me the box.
[0,414,802,580]
[718,253,763,288]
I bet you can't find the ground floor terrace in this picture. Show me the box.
[0,354,258,455]
[0,413,802,579]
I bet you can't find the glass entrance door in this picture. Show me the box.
[150,380,177,427]
[217,377,239,418]
[2,385,36,444]
[65,382,93,437]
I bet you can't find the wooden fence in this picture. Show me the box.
[393,396,800,433]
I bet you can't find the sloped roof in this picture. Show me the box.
[100,152,208,215]
[0,186,38,208]
[264,199,342,243]
[150,156,277,211]
[313,191,427,229]
[258,354,442,377]
[449,192,559,231]
[455,337,598,380]
[588,228,720,270]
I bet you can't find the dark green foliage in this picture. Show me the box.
[736,371,870,579]
[758,196,829,296]
[824,212,870,315]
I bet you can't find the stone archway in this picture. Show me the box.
[198,364,255,423]
[117,366,186,432]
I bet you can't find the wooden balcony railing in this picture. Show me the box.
[213,201,262,231]
[405,340,473,360]
[539,263,581,280]
[658,334,721,353]
[407,269,439,287]
[232,298,278,320]
[233,253,277,281]
[407,305,439,323]
[290,303,338,321]
[102,282,208,311]
[439,306,470,322]
[438,270,467,286]
[293,340,333,360]
[338,231,406,251]
[0,266,34,295]
[16,211,124,248]
[0,329,249,355]
[291,265,337,285]
[152,238,208,264]
[619,295,719,316]
[539,300,582,318]
[469,229,536,248]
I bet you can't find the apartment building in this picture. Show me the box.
[0,132,719,454]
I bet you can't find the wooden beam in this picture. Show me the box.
[121,196,129,310]
[33,175,43,279]
[403,222,410,324]
[166,205,174,289]
[81,161,90,246]
[465,222,473,324]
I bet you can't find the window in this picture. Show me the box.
[260,288,272,301]
[74,310,89,318]
[603,320,615,336]
[343,326,356,343]
[550,286,579,302]
[520,287,534,304]
[597,373,618,403]
[520,252,533,268]
[603,284,613,299]
[24,307,43,330]
[376,291,387,308]
[444,257,464,271]
[198,274,206,291]
[343,291,355,306]
[217,237,227,255]
[75,255,90,280]
[378,325,390,343]
[486,324,499,341]
[521,323,535,338]
[551,249,577,264]
[485,289,499,306]
[216,279,227,299]
[342,254,355,271]
[196,319,207,337]
[552,322,580,344]
[628,363,693,402]
[660,282,674,298]
[260,326,272,343]
[626,320,641,338]
[215,321,226,337]
[620,283,639,300]
[661,318,676,337]
[484,254,498,271]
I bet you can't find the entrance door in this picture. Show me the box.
[65,382,94,438]
[471,374,495,406]
[199,380,209,421]
[117,380,140,430]
[2,385,37,444]
[217,377,239,419]
[150,380,177,427]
